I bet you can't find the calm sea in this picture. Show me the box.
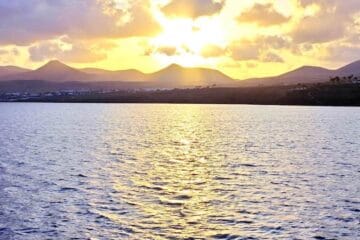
[0,103,359,239]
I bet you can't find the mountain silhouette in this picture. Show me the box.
[239,60,360,86]
[0,60,92,82]
[0,66,29,77]
[336,60,360,76]
[1,59,360,90]
[0,61,235,88]
[81,68,147,82]
[239,66,333,86]
[146,64,235,88]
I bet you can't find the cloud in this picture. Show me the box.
[292,0,360,43]
[324,44,360,62]
[156,46,178,56]
[257,36,291,49]
[262,52,284,63]
[290,43,313,55]
[0,49,8,55]
[200,44,226,58]
[298,0,360,10]
[114,1,162,38]
[162,0,224,18]
[12,48,20,56]
[0,46,21,64]
[237,3,290,27]
[230,42,260,61]
[292,13,346,43]
[228,35,290,62]
[0,47,20,56]
[29,41,108,63]
[0,0,161,45]
[144,45,179,56]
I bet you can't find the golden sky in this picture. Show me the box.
[0,0,359,79]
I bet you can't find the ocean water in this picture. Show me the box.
[0,103,359,240]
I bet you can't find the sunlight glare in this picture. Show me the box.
[151,14,227,66]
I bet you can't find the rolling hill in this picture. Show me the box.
[146,64,235,88]
[336,60,360,76]
[0,61,236,89]
[0,60,93,82]
[239,60,360,86]
[0,66,30,77]
[0,59,360,92]
[81,68,147,82]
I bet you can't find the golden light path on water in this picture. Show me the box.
[1,104,359,239]
[92,105,297,239]
[99,106,240,238]
[91,105,262,239]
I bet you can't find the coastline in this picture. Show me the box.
[1,83,360,106]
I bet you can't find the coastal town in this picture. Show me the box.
[1,80,359,106]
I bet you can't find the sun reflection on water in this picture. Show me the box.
[81,104,360,239]
[93,105,243,238]
[1,104,359,239]
[108,106,234,238]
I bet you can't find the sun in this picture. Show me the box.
[150,15,227,67]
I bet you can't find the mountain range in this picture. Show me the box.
[240,60,360,86]
[0,59,359,92]
[0,66,29,77]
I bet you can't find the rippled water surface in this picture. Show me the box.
[0,103,359,240]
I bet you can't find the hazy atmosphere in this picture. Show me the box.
[0,0,359,79]
[0,1,359,239]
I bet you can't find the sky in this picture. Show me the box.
[0,0,359,79]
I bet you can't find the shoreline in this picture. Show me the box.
[1,100,360,107]
[1,83,359,106]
